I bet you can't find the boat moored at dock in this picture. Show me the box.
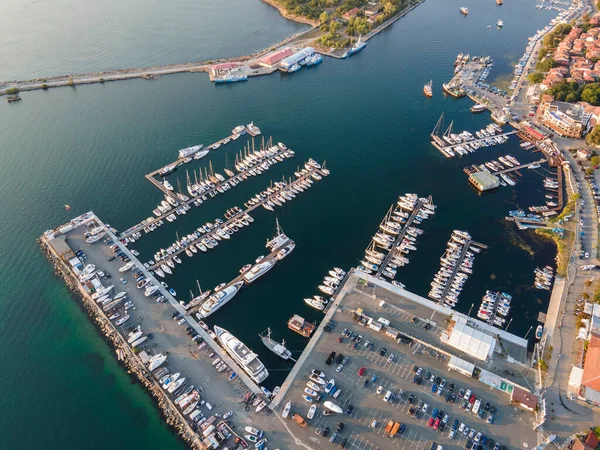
[214,325,269,384]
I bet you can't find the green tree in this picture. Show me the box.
[536,57,557,72]
[591,155,600,166]
[587,125,600,146]
[319,11,330,24]
[565,92,578,103]
[581,83,600,105]
[529,72,544,83]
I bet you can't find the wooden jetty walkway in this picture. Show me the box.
[490,158,547,175]
[147,165,326,270]
[431,130,518,154]
[186,238,295,318]
[375,198,428,277]
[120,141,291,239]
[435,237,487,304]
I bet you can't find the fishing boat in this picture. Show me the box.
[260,328,295,361]
[323,400,343,414]
[341,35,366,58]
[305,297,326,311]
[471,104,486,113]
[148,353,167,371]
[460,6,468,15]
[423,80,433,97]
[497,19,504,27]
[307,404,316,419]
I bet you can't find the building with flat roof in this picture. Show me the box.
[469,170,500,192]
[511,386,538,411]
[537,98,590,138]
[443,316,496,361]
[279,47,314,72]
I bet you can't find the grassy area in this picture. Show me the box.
[550,193,578,223]
[535,228,574,277]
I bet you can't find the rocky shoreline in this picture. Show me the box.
[38,236,203,450]
[260,0,319,27]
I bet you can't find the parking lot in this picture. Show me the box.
[277,275,538,450]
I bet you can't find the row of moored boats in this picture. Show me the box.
[358,193,435,284]
[304,267,346,311]
[477,291,512,328]
[429,230,482,308]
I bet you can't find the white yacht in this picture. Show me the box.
[198,281,244,318]
[179,144,204,159]
[243,259,275,283]
[148,353,167,371]
[214,325,269,383]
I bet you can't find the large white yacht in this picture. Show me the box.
[198,281,244,318]
[214,325,269,383]
[243,259,275,283]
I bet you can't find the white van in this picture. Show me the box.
[448,429,456,440]
[472,399,481,415]
[377,317,390,327]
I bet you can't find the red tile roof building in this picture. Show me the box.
[259,48,293,68]
[582,335,600,405]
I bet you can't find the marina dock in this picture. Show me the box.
[432,130,517,154]
[120,136,292,240]
[146,164,325,270]
[489,158,547,175]
[185,237,296,318]
[375,197,431,277]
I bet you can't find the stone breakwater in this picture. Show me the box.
[0,26,315,96]
[38,236,204,450]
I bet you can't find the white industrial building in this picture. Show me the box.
[279,47,314,72]
[444,316,496,361]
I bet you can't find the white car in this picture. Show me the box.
[336,364,344,373]
[376,386,384,395]
[463,389,471,401]
[388,354,395,363]
[448,429,456,440]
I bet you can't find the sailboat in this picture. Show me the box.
[423,80,433,97]
[259,328,295,361]
[224,154,235,178]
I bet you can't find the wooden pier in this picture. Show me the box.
[147,165,326,270]
[375,198,429,277]
[186,237,295,317]
[120,141,291,239]
[489,158,547,175]
[432,236,487,306]
[431,130,518,154]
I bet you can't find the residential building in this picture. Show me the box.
[537,96,589,138]
[510,386,538,411]
[342,7,361,20]
[581,335,600,406]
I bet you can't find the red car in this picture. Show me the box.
[433,418,440,430]
[358,367,366,376]
[469,394,476,404]
[427,417,434,428]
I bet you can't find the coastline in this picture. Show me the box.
[0,0,425,97]
[260,0,319,27]
[38,236,202,450]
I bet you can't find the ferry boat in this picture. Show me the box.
[214,74,248,84]
[288,314,315,337]
[471,104,486,113]
[460,6,469,15]
[214,325,269,383]
[305,53,323,67]
[260,328,294,361]
[179,144,204,159]
[341,35,366,59]
[198,281,244,318]
[424,80,433,97]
